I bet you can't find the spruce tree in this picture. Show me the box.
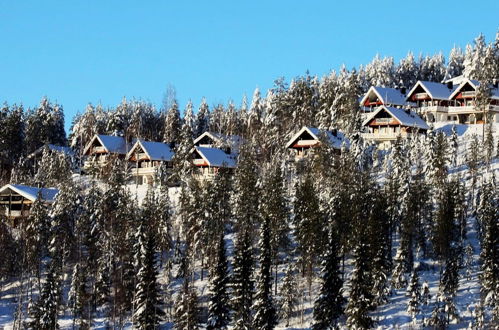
[406,269,422,321]
[232,231,254,330]
[253,217,277,330]
[345,242,374,329]
[207,234,231,330]
[312,228,345,330]
[133,222,164,329]
[280,260,298,327]
[174,279,200,330]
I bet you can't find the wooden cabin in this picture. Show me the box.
[191,146,237,181]
[0,184,58,225]
[405,80,455,122]
[83,135,130,172]
[194,131,242,152]
[447,78,499,124]
[285,126,349,161]
[360,86,410,118]
[126,140,174,185]
[362,106,429,149]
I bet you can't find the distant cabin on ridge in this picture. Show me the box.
[285,126,349,160]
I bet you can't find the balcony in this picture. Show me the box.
[461,91,476,98]
[362,132,409,141]
[415,105,448,113]
[414,92,430,100]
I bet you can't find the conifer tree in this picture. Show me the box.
[232,231,254,330]
[68,262,90,329]
[133,222,164,329]
[345,241,374,329]
[253,217,277,330]
[207,234,231,330]
[406,269,422,321]
[280,260,298,327]
[174,279,200,330]
[312,228,345,330]
[163,100,181,146]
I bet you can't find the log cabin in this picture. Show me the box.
[194,131,242,153]
[126,140,174,185]
[360,86,411,113]
[405,80,456,123]
[362,105,429,149]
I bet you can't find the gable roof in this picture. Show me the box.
[360,86,408,107]
[285,126,350,150]
[193,147,237,168]
[194,131,243,148]
[406,81,456,101]
[127,140,174,162]
[362,106,429,130]
[447,78,499,100]
[83,135,129,155]
[0,184,59,203]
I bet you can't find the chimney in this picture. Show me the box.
[331,128,337,137]
[400,86,407,95]
[447,81,453,89]
[493,79,498,88]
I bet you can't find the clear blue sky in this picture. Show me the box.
[1,1,498,130]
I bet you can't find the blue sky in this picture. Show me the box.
[1,1,498,130]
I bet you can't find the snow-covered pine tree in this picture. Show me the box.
[260,161,290,294]
[163,100,181,146]
[67,262,90,328]
[280,260,298,327]
[174,279,200,330]
[133,220,164,329]
[207,233,231,330]
[312,227,345,330]
[345,241,374,329]
[406,269,422,321]
[232,231,255,330]
[195,98,210,138]
[27,260,61,329]
[293,172,325,283]
[446,46,465,79]
[253,217,277,330]
[477,180,499,312]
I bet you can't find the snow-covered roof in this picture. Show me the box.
[193,147,237,168]
[406,81,456,101]
[194,131,243,148]
[285,126,350,150]
[0,184,59,203]
[127,140,174,162]
[360,86,408,107]
[447,78,499,100]
[362,106,429,130]
[83,135,129,155]
[28,144,75,159]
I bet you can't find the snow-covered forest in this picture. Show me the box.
[1,32,499,329]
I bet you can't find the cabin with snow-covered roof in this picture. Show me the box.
[194,131,242,153]
[362,106,429,149]
[126,140,174,185]
[0,184,58,225]
[83,134,131,172]
[360,86,410,110]
[191,146,237,181]
[405,80,456,122]
[285,126,349,160]
[447,78,499,124]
